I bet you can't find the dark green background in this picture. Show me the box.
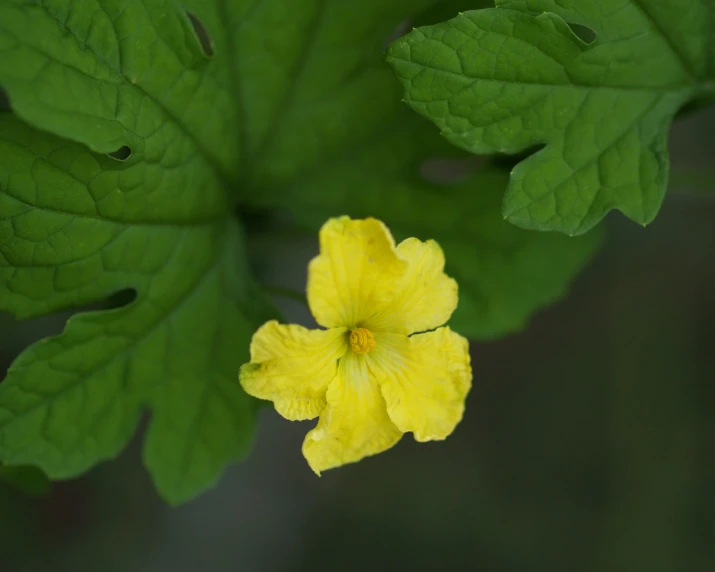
[1,64,714,572]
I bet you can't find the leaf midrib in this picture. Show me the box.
[388,55,707,95]
[216,0,250,186]
[628,0,702,81]
[2,188,222,227]
[250,0,328,170]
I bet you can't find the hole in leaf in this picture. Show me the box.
[568,22,596,45]
[108,145,132,161]
[0,288,138,378]
[106,288,138,309]
[187,12,214,57]
[420,156,488,185]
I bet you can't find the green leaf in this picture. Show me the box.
[387,0,715,235]
[0,0,276,503]
[242,0,601,338]
[0,113,273,503]
[0,0,601,503]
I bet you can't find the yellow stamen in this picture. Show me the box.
[349,328,376,354]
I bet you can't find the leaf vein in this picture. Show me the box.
[24,1,234,186]
[628,0,700,80]
[252,0,328,170]
[0,223,228,434]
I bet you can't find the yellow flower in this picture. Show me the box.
[239,216,472,474]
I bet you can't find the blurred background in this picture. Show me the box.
[1,56,714,572]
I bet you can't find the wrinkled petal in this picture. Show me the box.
[239,321,347,420]
[307,216,407,329]
[302,352,402,474]
[365,238,458,335]
[370,327,471,441]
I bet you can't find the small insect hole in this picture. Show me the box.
[106,288,138,308]
[568,22,596,45]
[187,12,214,57]
[108,145,132,161]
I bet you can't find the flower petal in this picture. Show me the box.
[239,321,347,420]
[365,238,458,335]
[302,352,402,474]
[370,327,472,441]
[307,217,406,329]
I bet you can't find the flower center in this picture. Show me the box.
[349,328,376,354]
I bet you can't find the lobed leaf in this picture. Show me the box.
[0,0,275,503]
[0,113,272,503]
[387,0,715,234]
[0,0,603,502]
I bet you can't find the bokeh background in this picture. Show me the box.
[1,40,715,572]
